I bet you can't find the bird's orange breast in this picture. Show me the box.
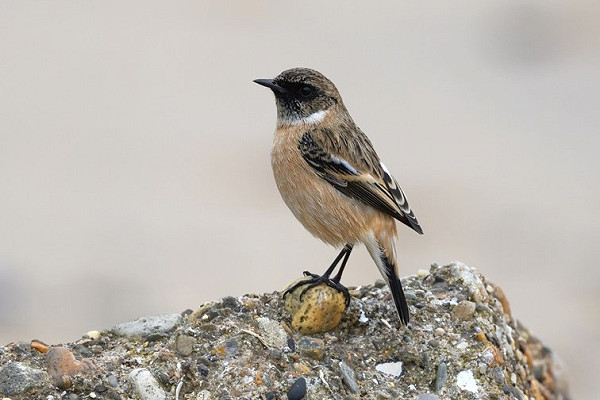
[271,125,394,247]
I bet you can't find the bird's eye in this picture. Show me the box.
[299,85,313,97]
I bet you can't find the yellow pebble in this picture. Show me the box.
[86,330,101,340]
[283,277,347,334]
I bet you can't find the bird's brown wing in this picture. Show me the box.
[299,130,423,234]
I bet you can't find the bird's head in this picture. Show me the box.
[254,67,344,126]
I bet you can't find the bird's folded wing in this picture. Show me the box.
[298,131,423,234]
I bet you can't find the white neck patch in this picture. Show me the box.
[282,109,328,126]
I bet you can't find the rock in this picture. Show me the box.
[283,278,346,334]
[434,362,447,391]
[256,317,288,349]
[456,370,478,393]
[129,368,166,400]
[197,363,209,376]
[338,361,359,393]
[375,361,403,377]
[286,377,307,400]
[45,347,94,379]
[107,374,119,387]
[296,337,325,361]
[85,331,101,340]
[175,335,196,356]
[0,262,571,400]
[111,314,183,339]
[0,362,48,396]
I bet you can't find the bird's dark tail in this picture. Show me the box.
[365,234,410,325]
[382,253,410,325]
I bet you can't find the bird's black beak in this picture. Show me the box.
[253,78,287,94]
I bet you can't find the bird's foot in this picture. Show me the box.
[283,270,350,306]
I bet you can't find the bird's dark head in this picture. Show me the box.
[254,68,343,126]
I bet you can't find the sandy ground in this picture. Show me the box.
[1,2,598,398]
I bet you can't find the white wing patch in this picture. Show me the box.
[332,155,359,175]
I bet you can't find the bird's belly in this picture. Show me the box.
[272,154,372,246]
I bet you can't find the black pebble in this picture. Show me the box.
[287,377,307,400]
[197,362,209,376]
[265,391,278,400]
[287,337,296,352]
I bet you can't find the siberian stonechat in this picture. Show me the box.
[254,68,422,325]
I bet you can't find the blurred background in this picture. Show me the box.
[1,1,598,398]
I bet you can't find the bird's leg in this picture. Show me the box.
[283,244,354,306]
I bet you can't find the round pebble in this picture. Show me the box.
[176,335,196,356]
[85,331,101,340]
[284,278,346,334]
[107,374,119,388]
[287,377,307,400]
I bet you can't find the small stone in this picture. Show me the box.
[293,363,311,374]
[456,370,478,393]
[90,345,103,355]
[196,362,209,377]
[435,362,447,391]
[129,368,166,400]
[283,278,346,334]
[415,394,440,400]
[374,279,386,288]
[176,335,196,356]
[265,391,277,400]
[257,317,288,349]
[417,269,430,277]
[339,361,359,393]
[287,377,307,400]
[287,337,296,352]
[0,362,48,396]
[224,338,238,358]
[491,366,504,384]
[73,344,93,358]
[375,361,403,377]
[45,347,94,378]
[85,331,101,340]
[112,314,183,339]
[452,301,476,321]
[296,337,326,361]
[404,290,417,300]
[107,375,119,388]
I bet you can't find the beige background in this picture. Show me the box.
[1,1,598,398]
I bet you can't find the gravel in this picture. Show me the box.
[0,262,570,400]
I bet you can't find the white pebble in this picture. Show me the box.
[456,370,478,393]
[375,361,403,377]
[129,368,167,400]
[358,311,369,323]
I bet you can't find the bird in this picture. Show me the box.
[254,67,422,325]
